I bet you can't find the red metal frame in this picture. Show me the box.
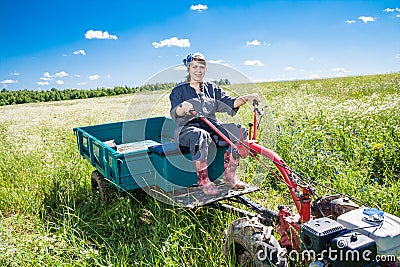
[191,106,313,250]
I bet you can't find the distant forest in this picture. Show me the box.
[0,79,231,106]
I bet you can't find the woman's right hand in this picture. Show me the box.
[181,101,194,114]
[177,101,194,116]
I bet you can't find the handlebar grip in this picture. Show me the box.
[252,100,262,115]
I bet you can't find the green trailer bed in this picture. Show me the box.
[73,116,257,206]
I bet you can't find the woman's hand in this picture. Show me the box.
[233,93,260,108]
[176,101,194,116]
[244,93,260,104]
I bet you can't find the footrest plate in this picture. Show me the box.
[146,180,258,208]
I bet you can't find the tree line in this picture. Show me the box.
[0,79,230,106]
[0,83,175,106]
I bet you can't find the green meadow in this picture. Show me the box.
[0,73,399,266]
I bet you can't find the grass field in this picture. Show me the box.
[0,73,399,266]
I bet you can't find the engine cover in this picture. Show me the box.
[337,208,400,256]
[301,217,345,254]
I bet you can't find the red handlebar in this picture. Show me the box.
[189,110,239,151]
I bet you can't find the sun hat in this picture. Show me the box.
[183,52,206,66]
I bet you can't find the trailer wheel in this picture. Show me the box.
[91,170,115,202]
[223,217,287,267]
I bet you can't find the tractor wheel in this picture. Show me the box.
[223,217,287,267]
[91,170,115,202]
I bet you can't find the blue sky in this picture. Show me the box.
[0,0,399,90]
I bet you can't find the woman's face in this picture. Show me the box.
[189,60,207,82]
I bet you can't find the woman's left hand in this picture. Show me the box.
[234,93,260,108]
[244,93,260,104]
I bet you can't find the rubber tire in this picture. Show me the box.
[223,217,287,267]
[91,170,115,202]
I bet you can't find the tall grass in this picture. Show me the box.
[0,73,399,266]
[257,74,400,215]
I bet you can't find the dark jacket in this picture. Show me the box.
[169,81,239,129]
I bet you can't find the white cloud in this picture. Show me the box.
[37,81,49,86]
[73,49,86,56]
[152,37,190,48]
[190,4,208,12]
[10,72,20,76]
[332,67,350,77]
[40,71,68,80]
[0,79,18,84]
[284,66,295,71]
[43,72,52,78]
[89,74,100,80]
[335,72,347,78]
[55,80,64,85]
[309,74,320,79]
[85,30,118,40]
[346,20,356,24]
[40,72,53,81]
[383,7,400,18]
[244,59,264,66]
[208,59,223,64]
[208,59,230,66]
[246,40,271,46]
[384,8,395,13]
[173,66,187,71]
[358,16,375,23]
[383,8,400,13]
[77,82,88,85]
[246,40,261,46]
[55,71,68,78]
[332,67,350,73]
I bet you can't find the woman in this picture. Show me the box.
[169,52,259,195]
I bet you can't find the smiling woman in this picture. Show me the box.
[169,52,260,195]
